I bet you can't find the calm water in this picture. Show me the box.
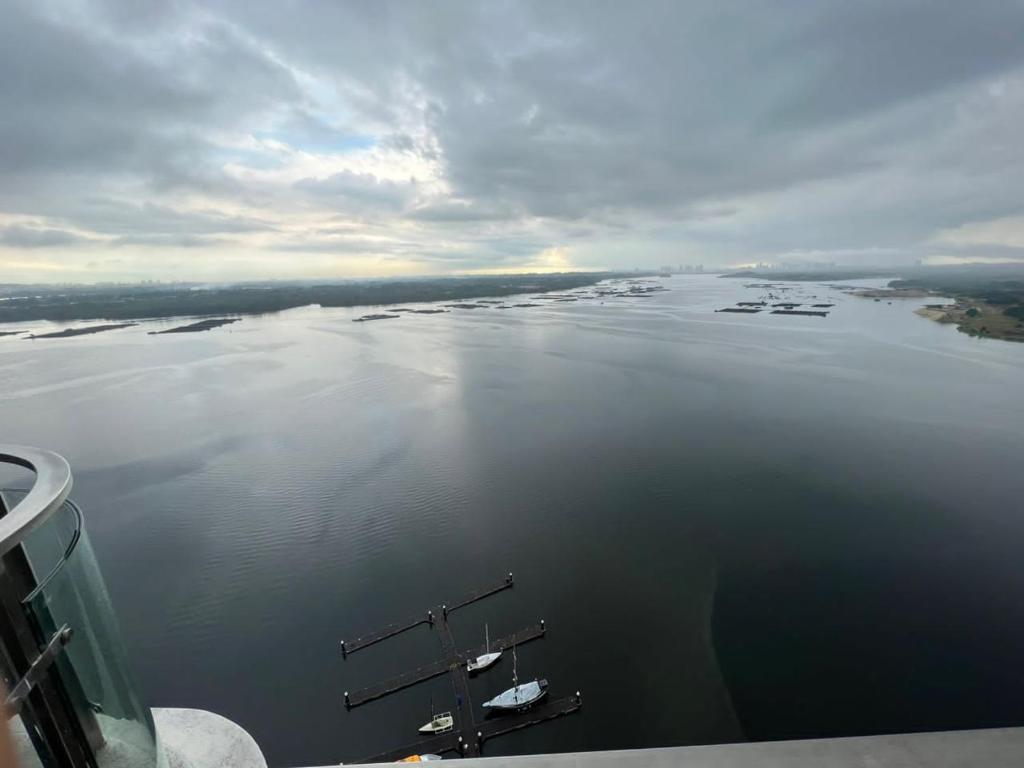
[2,275,1024,765]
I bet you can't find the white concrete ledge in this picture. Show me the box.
[338,727,1024,767]
[155,708,267,768]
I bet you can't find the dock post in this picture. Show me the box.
[427,610,434,626]
[507,571,513,585]
[576,690,582,704]
[340,640,347,658]
[540,619,545,633]
[477,731,483,748]
[442,604,447,619]
[344,691,350,709]
[458,737,464,754]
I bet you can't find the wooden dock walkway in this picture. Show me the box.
[353,694,583,763]
[478,694,583,741]
[341,614,431,655]
[356,731,463,763]
[341,573,581,762]
[341,573,514,656]
[445,573,514,612]
[344,623,545,708]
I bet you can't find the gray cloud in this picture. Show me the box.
[4,0,1024,278]
[0,3,302,180]
[0,225,91,248]
[294,171,414,212]
[406,200,520,223]
[110,234,227,248]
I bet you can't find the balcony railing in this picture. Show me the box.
[1,445,164,768]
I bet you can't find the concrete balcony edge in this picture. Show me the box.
[332,726,1024,768]
[155,708,267,768]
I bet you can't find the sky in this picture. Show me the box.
[3,0,1024,282]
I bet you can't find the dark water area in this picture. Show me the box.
[2,275,1024,765]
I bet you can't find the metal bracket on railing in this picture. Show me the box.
[4,624,73,717]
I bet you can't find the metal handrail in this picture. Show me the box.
[0,445,73,558]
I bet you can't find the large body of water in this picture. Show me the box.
[2,275,1024,766]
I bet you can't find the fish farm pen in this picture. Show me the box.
[340,573,582,762]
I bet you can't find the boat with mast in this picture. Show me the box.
[466,623,502,673]
[482,644,547,711]
[418,697,453,734]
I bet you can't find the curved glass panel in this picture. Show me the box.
[13,493,166,768]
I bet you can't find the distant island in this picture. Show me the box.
[28,322,137,339]
[723,265,1024,343]
[149,318,241,335]
[0,273,645,324]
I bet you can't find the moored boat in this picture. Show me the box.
[482,678,548,711]
[482,644,547,711]
[467,623,502,673]
[418,711,453,734]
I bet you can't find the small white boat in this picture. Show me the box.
[467,623,502,673]
[482,645,547,711]
[418,711,453,734]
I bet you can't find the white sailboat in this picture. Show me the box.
[466,623,502,673]
[418,697,453,734]
[417,710,453,734]
[482,645,547,711]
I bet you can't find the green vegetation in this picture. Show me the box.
[0,273,633,324]
[724,264,1024,342]
[891,269,1024,340]
[28,323,137,339]
[148,318,241,334]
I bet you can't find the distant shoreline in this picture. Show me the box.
[0,272,646,325]
[721,267,1024,343]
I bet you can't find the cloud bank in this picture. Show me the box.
[3,0,1024,281]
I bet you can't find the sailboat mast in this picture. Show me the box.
[512,644,518,689]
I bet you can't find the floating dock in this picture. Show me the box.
[344,623,546,707]
[340,573,514,655]
[355,695,583,763]
[771,309,828,317]
[341,573,581,762]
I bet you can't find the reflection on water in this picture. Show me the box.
[2,276,1024,765]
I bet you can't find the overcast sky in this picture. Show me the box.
[3,0,1024,282]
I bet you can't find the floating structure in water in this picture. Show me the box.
[353,313,400,322]
[341,573,580,762]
